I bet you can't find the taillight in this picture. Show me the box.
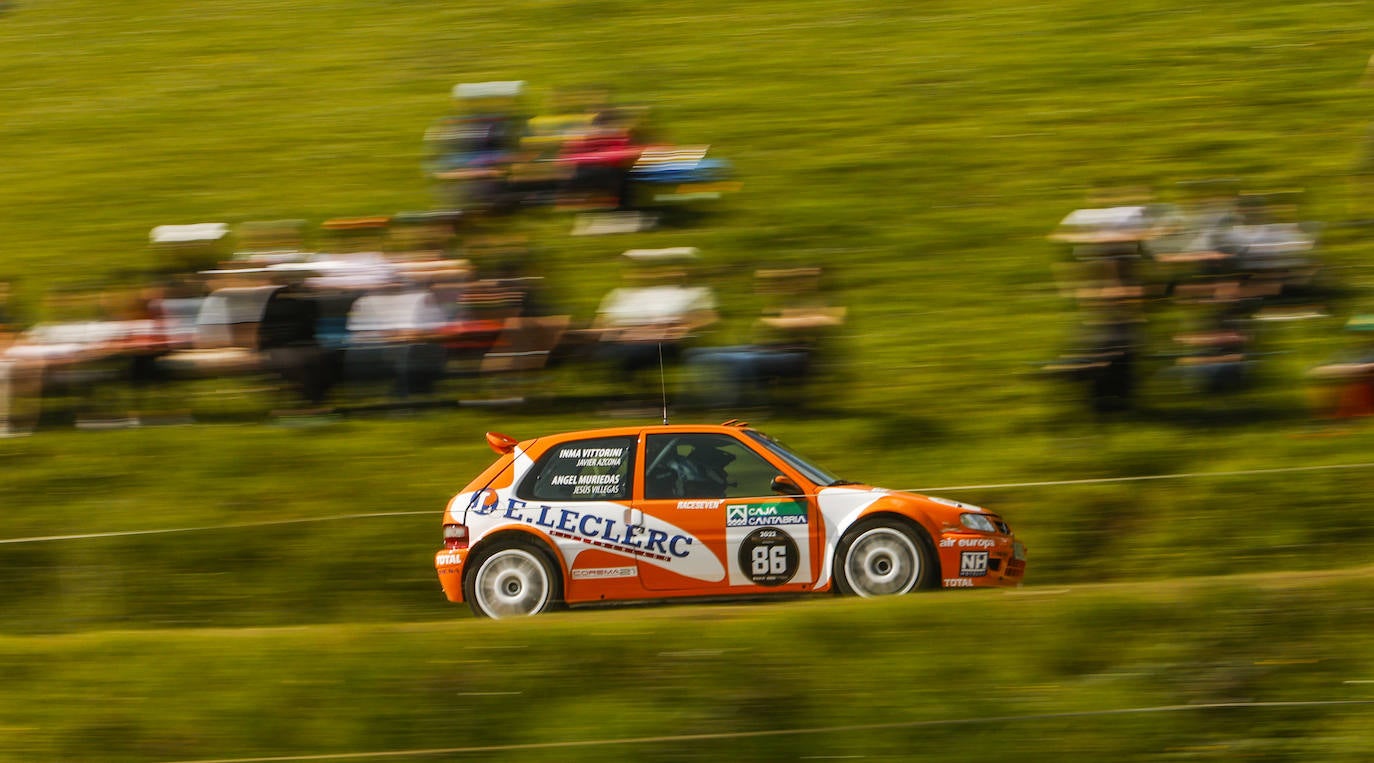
[443,524,469,549]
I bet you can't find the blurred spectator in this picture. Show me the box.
[425,81,527,213]
[1169,301,1257,395]
[123,282,175,418]
[1150,179,1246,298]
[1046,198,1154,415]
[122,279,202,424]
[6,284,154,427]
[1228,191,1322,303]
[590,248,717,396]
[559,107,645,210]
[156,281,277,380]
[302,218,402,291]
[1044,307,1145,415]
[1049,201,1162,308]
[343,285,449,403]
[505,87,607,207]
[259,276,336,411]
[683,267,846,410]
[1161,187,1323,306]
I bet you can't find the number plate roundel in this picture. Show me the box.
[737,528,799,586]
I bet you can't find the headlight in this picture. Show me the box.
[960,513,996,532]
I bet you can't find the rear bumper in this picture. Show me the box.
[435,549,467,602]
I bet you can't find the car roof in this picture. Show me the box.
[545,422,751,440]
[497,422,756,452]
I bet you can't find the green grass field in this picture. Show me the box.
[5,571,1374,761]
[4,0,1374,760]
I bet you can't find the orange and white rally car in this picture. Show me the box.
[435,422,1026,617]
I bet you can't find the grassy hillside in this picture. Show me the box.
[4,570,1374,762]
[5,1,1373,354]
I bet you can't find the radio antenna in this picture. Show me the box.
[658,341,669,425]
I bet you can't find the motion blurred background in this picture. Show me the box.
[3,1,1374,760]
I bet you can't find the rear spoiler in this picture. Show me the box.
[486,431,519,454]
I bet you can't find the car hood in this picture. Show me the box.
[814,484,994,530]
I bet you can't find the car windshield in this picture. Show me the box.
[744,430,846,487]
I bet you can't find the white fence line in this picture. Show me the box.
[0,511,432,546]
[5,459,1374,547]
[908,460,1374,493]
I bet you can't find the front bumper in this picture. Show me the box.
[936,534,1026,589]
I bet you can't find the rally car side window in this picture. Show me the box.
[517,436,637,502]
[644,433,781,500]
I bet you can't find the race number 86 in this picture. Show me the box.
[737,528,799,586]
[752,545,787,575]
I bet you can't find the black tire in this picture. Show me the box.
[464,538,563,618]
[833,518,937,597]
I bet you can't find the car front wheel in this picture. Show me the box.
[834,519,936,597]
[465,541,562,618]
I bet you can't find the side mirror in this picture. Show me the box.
[770,475,802,496]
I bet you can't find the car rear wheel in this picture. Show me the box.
[834,519,935,597]
[465,541,562,618]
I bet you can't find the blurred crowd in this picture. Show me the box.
[0,81,788,434]
[0,215,847,433]
[1041,181,1370,419]
[1040,56,1374,422]
[423,81,737,223]
[12,71,1374,435]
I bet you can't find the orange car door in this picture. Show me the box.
[634,432,814,594]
